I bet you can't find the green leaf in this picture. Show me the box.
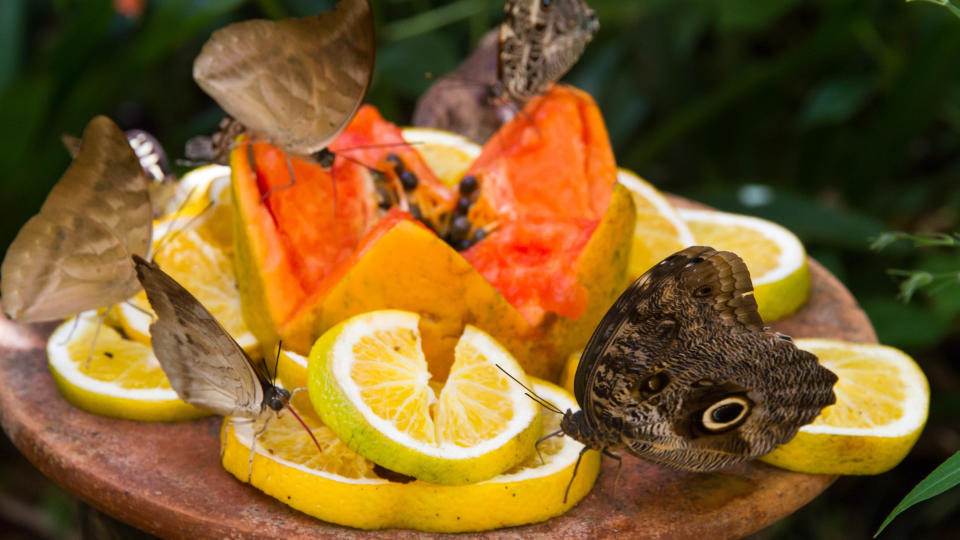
[799,77,875,130]
[875,451,960,536]
[907,0,960,20]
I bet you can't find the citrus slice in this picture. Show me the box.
[761,339,929,475]
[616,170,694,280]
[402,127,481,186]
[220,380,599,532]
[47,311,207,422]
[678,208,810,321]
[308,310,541,484]
[113,227,258,356]
[276,349,309,391]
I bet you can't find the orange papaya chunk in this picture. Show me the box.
[279,216,533,380]
[463,85,620,326]
[467,85,617,222]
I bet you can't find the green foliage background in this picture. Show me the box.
[0,0,958,537]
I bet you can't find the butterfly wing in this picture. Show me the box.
[1,116,151,322]
[193,0,375,156]
[133,255,265,418]
[576,246,837,471]
[499,0,598,100]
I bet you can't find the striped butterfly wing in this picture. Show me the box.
[1,116,152,322]
[499,0,598,101]
[193,0,375,156]
[134,255,266,418]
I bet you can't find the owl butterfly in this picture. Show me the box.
[133,255,322,475]
[496,0,599,103]
[1,116,152,323]
[511,246,838,500]
[191,0,375,165]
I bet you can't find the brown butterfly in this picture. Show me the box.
[1,116,152,323]
[510,246,837,499]
[191,0,375,162]
[496,0,599,102]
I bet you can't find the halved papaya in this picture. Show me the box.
[231,87,635,380]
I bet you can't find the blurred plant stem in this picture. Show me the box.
[871,233,960,301]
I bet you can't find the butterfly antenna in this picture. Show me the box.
[564,446,590,504]
[83,311,107,370]
[284,403,325,456]
[495,364,563,414]
[152,199,214,259]
[271,341,283,386]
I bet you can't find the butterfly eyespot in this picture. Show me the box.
[655,319,677,340]
[694,286,713,297]
[700,396,751,432]
[541,0,552,7]
[646,372,669,392]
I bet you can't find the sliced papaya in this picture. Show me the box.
[232,88,635,380]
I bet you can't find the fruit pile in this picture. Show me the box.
[35,85,928,532]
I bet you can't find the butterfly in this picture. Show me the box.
[497,0,600,103]
[508,246,838,500]
[191,0,375,162]
[1,116,152,323]
[133,254,290,418]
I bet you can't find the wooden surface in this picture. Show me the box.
[0,249,876,539]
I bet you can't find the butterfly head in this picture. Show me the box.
[559,408,609,451]
[265,385,291,413]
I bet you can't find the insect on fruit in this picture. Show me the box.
[502,246,838,501]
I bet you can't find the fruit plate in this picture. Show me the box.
[0,200,875,539]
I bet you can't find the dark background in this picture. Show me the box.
[0,0,958,538]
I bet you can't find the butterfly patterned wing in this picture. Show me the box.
[499,0,598,101]
[1,212,140,322]
[42,116,152,258]
[0,116,152,322]
[193,0,375,156]
[573,247,706,407]
[133,255,265,418]
[581,246,837,471]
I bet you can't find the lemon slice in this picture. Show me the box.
[113,167,257,357]
[616,170,694,280]
[308,310,540,485]
[276,349,309,391]
[47,311,207,422]
[761,339,929,475]
[221,380,599,532]
[402,127,481,186]
[678,208,810,321]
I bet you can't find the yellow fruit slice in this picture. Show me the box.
[401,127,481,186]
[220,380,599,532]
[616,170,694,280]
[679,208,810,321]
[761,339,929,475]
[308,310,541,485]
[113,166,257,357]
[47,311,206,422]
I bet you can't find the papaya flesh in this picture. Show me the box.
[231,88,635,380]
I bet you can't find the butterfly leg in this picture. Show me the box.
[247,416,272,482]
[564,446,591,504]
[83,310,108,370]
[534,429,565,465]
[57,313,82,346]
[123,300,155,321]
[220,417,254,461]
[260,154,299,202]
[602,449,623,499]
